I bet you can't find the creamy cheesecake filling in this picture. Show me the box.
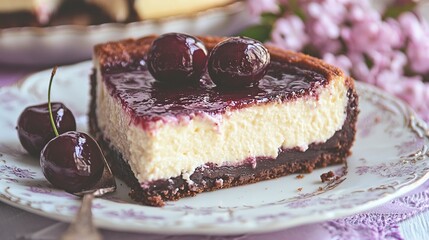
[95,66,349,183]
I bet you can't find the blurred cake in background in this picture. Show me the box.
[0,0,234,28]
[0,0,248,66]
[133,0,232,19]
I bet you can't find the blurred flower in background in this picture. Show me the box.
[243,0,429,122]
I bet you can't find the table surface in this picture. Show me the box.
[1,66,429,240]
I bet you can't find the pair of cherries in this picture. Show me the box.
[17,68,104,193]
[147,33,271,88]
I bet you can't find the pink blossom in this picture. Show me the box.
[347,53,370,82]
[375,70,420,94]
[307,15,340,39]
[342,23,373,52]
[425,85,429,104]
[371,70,429,122]
[397,12,429,73]
[304,0,349,54]
[348,4,366,21]
[382,19,404,48]
[424,86,429,122]
[246,0,429,122]
[398,12,429,41]
[399,80,426,109]
[367,50,407,73]
[394,80,428,117]
[344,16,402,57]
[313,36,343,55]
[389,51,407,73]
[323,53,352,74]
[247,0,279,16]
[407,37,429,74]
[306,0,347,25]
[271,16,308,51]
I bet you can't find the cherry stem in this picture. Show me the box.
[48,66,59,137]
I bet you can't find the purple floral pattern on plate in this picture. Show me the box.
[27,186,76,199]
[0,62,428,235]
[395,137,425,156]
[104,209,165,221]
[0,164,36,182]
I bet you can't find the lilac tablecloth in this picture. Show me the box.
[1,66,429,240]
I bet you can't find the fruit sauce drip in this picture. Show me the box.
[102,61,327,126]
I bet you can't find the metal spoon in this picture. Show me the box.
[61,142,116,240]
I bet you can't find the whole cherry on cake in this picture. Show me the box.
[147,33,208,85]
[208,36,270,88]
[39,67,104,193]
[17,102,76,157]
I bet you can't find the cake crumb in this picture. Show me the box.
[297,187,303,192]
[318,187,323,191]
[296,174,304,179]
[215,178,224,188]
[320,171,335,183]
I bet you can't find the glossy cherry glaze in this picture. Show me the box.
[40,131,104,193]
[208,37,270,88]
[147,33,208,85]
[102,60,327,130]
[17,102,76,157]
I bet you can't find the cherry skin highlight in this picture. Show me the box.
[147,33,208,85]
[208,36,270,88]
[40,131,104,193]
[17,102,76,157]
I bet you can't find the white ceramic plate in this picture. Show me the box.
[0,62,429,235]
[0,2,251,66]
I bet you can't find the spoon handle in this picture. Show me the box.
[60,193,102,240]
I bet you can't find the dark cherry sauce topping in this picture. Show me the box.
[102,61,327,129]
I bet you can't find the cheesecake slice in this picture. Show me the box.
[90,35,358,206]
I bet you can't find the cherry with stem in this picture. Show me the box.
[16,67,76,157]
[40,67,104,193]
